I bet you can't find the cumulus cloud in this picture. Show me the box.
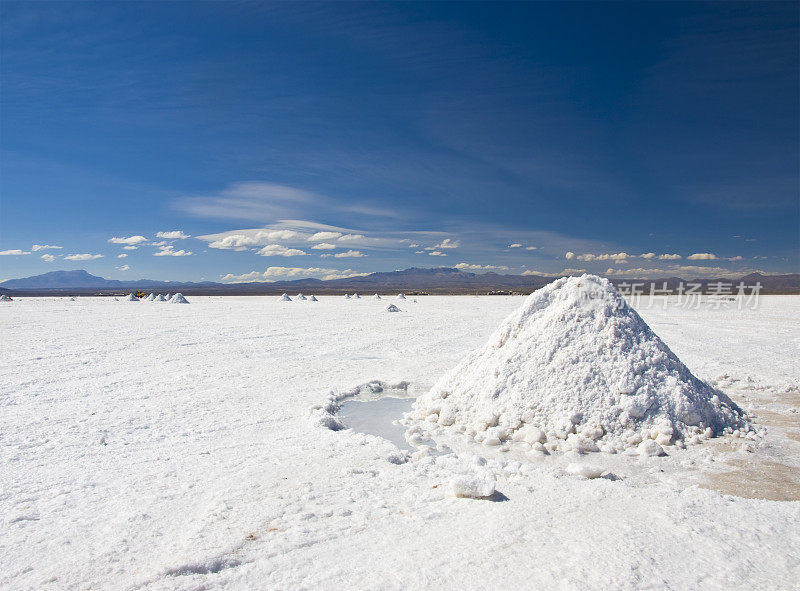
[156,231,190,239]
[521,269,549,276]
[322,270,370,280]
[116,264,130,271]
[428,251,447,256]
[607,265,745,278]
[257,244,307,257]
[311,243,337,250]
[559,268,587,275]
[565,251,575,259]
[65,253,103,261]
[109,235,147,245]
[0,249,30,255]
[432,238,460,249]
[658,254,682,260]
[576,252,630,262]
[525,246,538,251]
[221,266,346,282]
[509,243,523,248]
[640,253,656,259]
[153,246,192,257]
[455,263,509,271]
[41,254,55,262]
[729,255,743,261]
[208,230,299,250]
[687,253,717,260]
[338,234,364,241]
[117,254,128,258]
[324,250,366,258]
[32,244,62,251]
[308,231,342,241]
[123,245,138,250]
[408,243,419,248]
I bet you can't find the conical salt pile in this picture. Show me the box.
[385,304,401,312]
[279,293,292,301]
[154,294,167,302]
[353,293,360,299]
[124,293,138,301]
[145,293,156,301]
[344,294,351,299]
[374,294,381,299]
[296,293,307,300]
[309,295,318,301]
[407,275,748,453]
[397,293,406,299]
[170,293,189,304]
[0,294,13,301]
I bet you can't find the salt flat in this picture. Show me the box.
[1,295,799,590]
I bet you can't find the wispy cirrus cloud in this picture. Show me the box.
[32,244,62,251]
[65,253,103,261]
[0,249,30,255]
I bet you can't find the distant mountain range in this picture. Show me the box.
[1,268,798,295]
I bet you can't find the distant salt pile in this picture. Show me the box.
[374,294,381,299]
[124,293,138,302]
[344,294,351,299]
[309,295,318,301]
[145,293,156,301]
[353,293,360,299]
[154,294,167,302]
[296,293,307,300]
[407,275,749,454]
[166,293,172,299]
[279,293,292,302]
[397,293,406,299]
[0,294,13,301]
[69,297,76,301]
[386,304,401,312]
[170,293,189,304]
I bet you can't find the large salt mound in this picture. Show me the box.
[407,275,748,453]
[124,293,138,302]
[170,293,189,304]
[0,294,13,301]
[154,294,167,302]
[279,293,292,302]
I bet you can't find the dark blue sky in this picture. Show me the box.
[1,1,797,281]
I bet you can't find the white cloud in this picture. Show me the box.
[0,249,30,256]
[729,255,743,261]
[455,263,509,271]
[658,254,682,260]
[322,269,370,280]
[509,243,523,248]
[608,265,744,278]
[330,250,366,258]
[257,244,307,257]
[32,244,62,251]
[576,252,629,262]
[559,268,587,275]
[687,253,717,260]
[123,245,138,250]
[117,253,128,258]
[208,230,299,250]
[565,251,575,259]
[428,251,447,257]
[338,234,364,241]
[109,235,147,245]
[156,230,190,239]
[408,243,419,248]
[153,246,192,257]
[640,253,656,259]
[308,231,342,241]
[431,238,460,249]
[311,243,337,250]
[116,264,130,271]
[41,254,55,262]
[65,253,103,261]
[150,241,168,247]
[221,266,341,282]
[525,246,538,251]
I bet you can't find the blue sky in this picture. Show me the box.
[1,1,797,282]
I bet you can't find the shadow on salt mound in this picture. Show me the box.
[406,274,750,454]
[279,293,291,302]
[385,304,401,312]
[309,295,318,301]
[170,293,189,304]
[296,293,307,300]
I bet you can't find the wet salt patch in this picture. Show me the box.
[337,397,415,450]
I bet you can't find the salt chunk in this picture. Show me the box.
[450,476,496,499]
[565,463,605,479]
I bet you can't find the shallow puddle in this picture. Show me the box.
[338,397,415,449]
